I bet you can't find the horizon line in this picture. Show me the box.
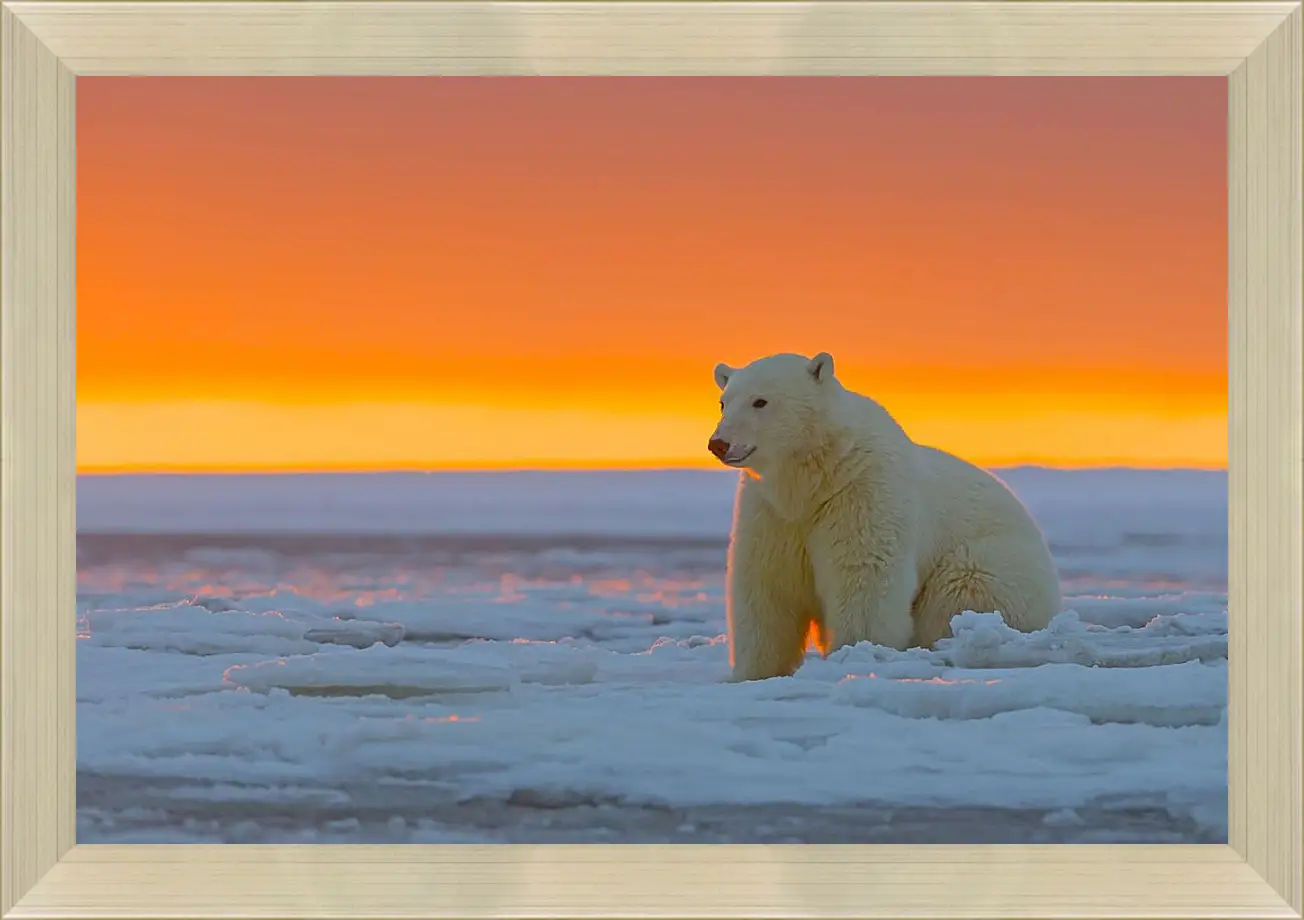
[76,460,1231,477]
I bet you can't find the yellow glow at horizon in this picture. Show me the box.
[77,398,1228,473]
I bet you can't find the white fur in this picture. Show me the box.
[711,352,1061,682]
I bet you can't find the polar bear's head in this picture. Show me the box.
[707,352,837,472]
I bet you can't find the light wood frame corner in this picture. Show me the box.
[2,2,1301,918]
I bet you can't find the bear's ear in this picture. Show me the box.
[713,363,734,390]
[808,352,835,383]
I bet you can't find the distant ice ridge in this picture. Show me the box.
[76,467,1226,540]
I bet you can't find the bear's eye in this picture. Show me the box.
[752,398,768,409]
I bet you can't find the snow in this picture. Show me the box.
[76,468,1228,844]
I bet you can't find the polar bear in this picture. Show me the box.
[708,351,1061,682]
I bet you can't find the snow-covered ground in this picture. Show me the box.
[76,468,1228,844]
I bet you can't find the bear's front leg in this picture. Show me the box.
[806,497,918,653]
[725,478,819,681]
[811,556,916,652]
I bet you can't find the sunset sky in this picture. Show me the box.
[77,77,1227,473]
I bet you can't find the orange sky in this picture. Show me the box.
[77,77,1227,473]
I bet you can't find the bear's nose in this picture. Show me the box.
[708,438,730,460]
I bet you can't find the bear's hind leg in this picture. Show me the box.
[911,536,1060,649]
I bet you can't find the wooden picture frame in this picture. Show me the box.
[2,2,1300,917]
